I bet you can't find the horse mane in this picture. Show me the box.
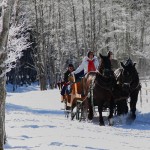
[99,63,104,74]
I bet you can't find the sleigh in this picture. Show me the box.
[61,74,86,120]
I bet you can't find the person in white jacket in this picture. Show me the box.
[73,51,100,79]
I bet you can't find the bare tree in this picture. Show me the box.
[0,0,15,149]
[27,0,150,86]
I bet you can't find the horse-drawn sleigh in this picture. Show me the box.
[61,53,141,126]
[60,73,86,120]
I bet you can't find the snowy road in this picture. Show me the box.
[4,82,150,150]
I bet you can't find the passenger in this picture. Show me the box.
[72,51,99,80]
[61,64,74,97]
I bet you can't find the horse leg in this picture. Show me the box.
[98,105,104,126]
[88,101,93,120]
[129,90,139,120]
[88,104,93,120]
[124,99,128,114]
[116,99,128,116]
[126,90,140,124]
[116,101,122,116]
[108,99,114,126]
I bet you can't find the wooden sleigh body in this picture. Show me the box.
[61,75,86,120]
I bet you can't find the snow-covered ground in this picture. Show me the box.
[4,80,150,150]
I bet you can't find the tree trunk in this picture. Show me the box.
[0,54,7,148]
[33,0,47,90]
[71,0,79,60]
[92,0,96,52]
[140,19,145,52]
[0,0,13,148]
[37,62,47,90]
[81,0,87,55]
[89,0,93,49]
[0,76,6,150]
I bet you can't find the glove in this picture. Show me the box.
[64,82,70,86]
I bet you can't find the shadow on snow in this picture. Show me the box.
[6,103,64,115]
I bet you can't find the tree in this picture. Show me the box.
[0,1,11,149]
[0,0,30,148]
[26,0,150,88]
[0,1,13,148]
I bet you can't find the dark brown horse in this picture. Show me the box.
[83,53,116,126]
[115,58,141,123]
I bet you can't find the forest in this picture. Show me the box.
[4,0,150,91]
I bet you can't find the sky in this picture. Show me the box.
[4,80,150,150]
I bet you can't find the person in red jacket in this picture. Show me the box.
[72,51,99,80]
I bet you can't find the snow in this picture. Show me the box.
[4,81,150,150]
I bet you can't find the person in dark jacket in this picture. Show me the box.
[61,64,74,96]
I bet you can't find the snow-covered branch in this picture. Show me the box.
[4,23,30,74]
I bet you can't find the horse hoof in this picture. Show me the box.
[129,114,136,120]
[99,122,105,126]
[131,114,136,120]
[88,114,93,120]
[71,113,75,120]
[126,114,136,125]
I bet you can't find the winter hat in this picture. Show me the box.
[68,64,74,68]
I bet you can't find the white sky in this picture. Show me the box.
[4,80,150,150]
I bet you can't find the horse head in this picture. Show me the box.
[121,58,136,73]
[120,58,137,90]
[99,52,114,78]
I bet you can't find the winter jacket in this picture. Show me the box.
[64,70,71,83]
[73,56,100,75]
